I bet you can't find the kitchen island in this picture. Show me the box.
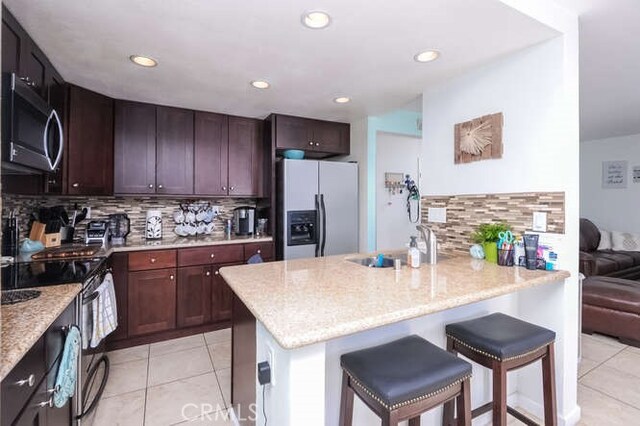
[220,254,571,426]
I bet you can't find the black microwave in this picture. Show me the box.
[2,73,63,173]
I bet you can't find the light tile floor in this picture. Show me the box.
[93,330,640,425]
[93,329,233,426]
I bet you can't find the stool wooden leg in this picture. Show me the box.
[408,417,421,426]
[382,411,400,426]
[456,377,471,426]
[442,337,457,426]
[339,371,354,426]
[542,343,558,426]
[492,360,507,426]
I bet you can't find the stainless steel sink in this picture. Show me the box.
[347,256,399,268]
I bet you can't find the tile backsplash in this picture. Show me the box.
[420,192,565,254]
[2,195,259,240]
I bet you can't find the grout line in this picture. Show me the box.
[579,382,640,412]
[143,350,151,426]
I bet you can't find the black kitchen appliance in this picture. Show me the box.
[2,73,64,173]
[108,213,131,244]
[85,221,110,246]
[233,206,255,236]
[286,210,318,247]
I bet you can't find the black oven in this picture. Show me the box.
[2,73,63,173]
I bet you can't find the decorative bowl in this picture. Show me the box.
[283,149,305,160]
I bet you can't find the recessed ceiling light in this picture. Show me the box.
[334,96,351,104]
[251,80,270,89]
[129,55,157,67]
[302,10,331,29]
[413,50,440,63]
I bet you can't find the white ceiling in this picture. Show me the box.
[5,0,557,122]
[554,0,640,141]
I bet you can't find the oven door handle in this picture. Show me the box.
[82,291,99,304]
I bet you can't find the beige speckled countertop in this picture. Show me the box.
[219,255,570,349]
[0,284,81,381]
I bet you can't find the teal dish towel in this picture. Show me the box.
[53,325,81,408]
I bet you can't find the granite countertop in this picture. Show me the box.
[0,284,82,381]
[219,254,571,350]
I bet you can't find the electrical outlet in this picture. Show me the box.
[532,212,547,232]
[427,207,447,223]
[86,207,92,219]
[266,343,275,386]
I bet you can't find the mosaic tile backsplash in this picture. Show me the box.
[2,195,258,240]
[420,192,565,254]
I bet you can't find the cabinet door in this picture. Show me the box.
[156,106,194,195]
[128,268,177,336]
[177,265,212,328]
[114,101,157,194]
[67,85,114,195]
[108,253,128,341]
[275,115,313,150]
[194,112,228,195]
[212,264,241,322]
[312,120,350,155]
[21,44,46,98]
[1,19,20,74]
[12,379,48,426]
[228,117,263,197]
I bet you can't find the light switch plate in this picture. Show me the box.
[428,207,447,223]
[532,211,547,232]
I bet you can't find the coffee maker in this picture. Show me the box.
[108,213,131,244]
[233,206,255,236]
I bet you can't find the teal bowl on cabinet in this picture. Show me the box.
[283,149,305,159]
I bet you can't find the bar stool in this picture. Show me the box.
[339,335,472,426]
[442,313,557,426]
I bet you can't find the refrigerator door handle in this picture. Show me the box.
[320,194,327,256]
[314,194,320,257]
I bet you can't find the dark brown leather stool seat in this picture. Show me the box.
[339,335,472,426]
[582,276,640,346]
[443,313,557,426]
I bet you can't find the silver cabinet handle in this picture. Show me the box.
[315,142,320,147]
[72,182,79,188]
[222,186,227,191]
[230,186,235,191]
[205,271,211,276]
[210,253,215,259]
[15,374,35,387]
[158,184,164,189]
[36,397,53,408]
[169,274,175,280]
[214,271,219,275]
[257,249,261,254]
[148,184,154,189]
[150,258,157,263]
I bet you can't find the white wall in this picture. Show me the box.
[375,132,422,250]
[421,33,581,424]
[346,118,369,252]
[580,133,640,233]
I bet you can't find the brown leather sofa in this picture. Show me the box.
[580,218,640,280]
[582,276,640,347]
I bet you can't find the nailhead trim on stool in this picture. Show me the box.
[446,334,550,362]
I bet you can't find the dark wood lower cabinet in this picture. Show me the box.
[213,265,239,322]
[231,294,256,426]
[128,268,177,336]
[177,265,213,327]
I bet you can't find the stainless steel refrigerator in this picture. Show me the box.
[277,159,358,260]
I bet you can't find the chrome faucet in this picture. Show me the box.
[416,225,438,264]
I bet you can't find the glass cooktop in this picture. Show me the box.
[1,257,107,291]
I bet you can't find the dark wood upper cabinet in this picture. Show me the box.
[194,112,228,196]
[1,19,20,74]
[128,268,177,336]
[156,107,194,195]
[66,85,114,195]
[177,265,212,328]
[114,101,157,194]
[275,115,313,151]
[228,116,263,197]
[273,114,350,157]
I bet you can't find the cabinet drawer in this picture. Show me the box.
[244,242,274,261]
[129,250,177,271]
[1,336,45,426]
[178,245,244,267]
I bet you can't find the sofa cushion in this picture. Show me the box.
[593,251,636,270]
[583,276,640,315]
[580,219,601,252]
[615,251,640,266]
[593,256,621,276]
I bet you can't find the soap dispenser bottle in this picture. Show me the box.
[408,236,421,269]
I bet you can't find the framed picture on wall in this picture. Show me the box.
[602,160,628,189]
